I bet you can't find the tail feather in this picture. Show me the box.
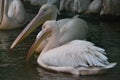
[104,63,117,69]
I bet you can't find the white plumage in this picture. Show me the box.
[0,0,25,29]
[28,20,116,75]
[40,40,109,67]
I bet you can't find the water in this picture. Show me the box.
[0,17,120,80]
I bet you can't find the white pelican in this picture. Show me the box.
[27,20,116,75]
[10,4,88,52]
[0,0,25,30]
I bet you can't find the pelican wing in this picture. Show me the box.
[59,18,88,45]
[39,40,109,68]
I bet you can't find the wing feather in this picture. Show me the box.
[40,40,110,68]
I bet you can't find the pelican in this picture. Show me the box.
[27,20,116,75]
[0,0,25,30]
[10,3,88,52]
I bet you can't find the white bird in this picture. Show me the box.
[10,4,88,52]
[27,20,116,76]
[0,0,25,30]
[35,16,88,53]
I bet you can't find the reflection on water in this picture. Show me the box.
[0,18,120,80]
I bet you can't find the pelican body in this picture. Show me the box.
[27,20,116,75]
[10,4,88,52]
[0,0,25,30]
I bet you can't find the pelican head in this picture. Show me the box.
[26,20,59,61]
[10,3,60,50]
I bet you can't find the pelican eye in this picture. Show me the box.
[42,26,45,29]
[43,8,47,12]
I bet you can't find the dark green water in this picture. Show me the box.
[0,18,120,80]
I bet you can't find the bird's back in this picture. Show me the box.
[59,18,89,45]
